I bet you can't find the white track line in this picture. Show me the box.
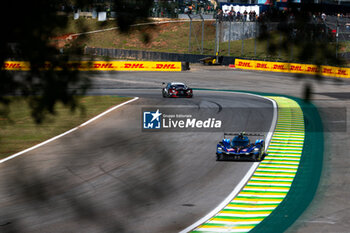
[179,92,278,233]
[0,97,139,164]
[179,162,260,233]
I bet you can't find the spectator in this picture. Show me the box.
[237,11,241,21]
[207,5,211,14]
[249,10,253,21]
[217,9,223,22]
[224,9,229,21]
[244,10,248,21]
[230,9,236,22]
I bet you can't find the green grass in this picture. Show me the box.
[0,96,131,159]
[83,21,207,53]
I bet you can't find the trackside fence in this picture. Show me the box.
[84,47,235,65]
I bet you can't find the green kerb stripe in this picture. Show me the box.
[201,223,257,227]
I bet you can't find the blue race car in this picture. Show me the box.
[216,132,266,161]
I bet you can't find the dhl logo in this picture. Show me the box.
[337,69,348,76]
[273,64,286,70]
[155,64,177,69]
[4,63,23,69]
[238,62,252,67]
[257,63,268,69]
[322,68,333,74]
[290,65,303,71]
[306,67,320,73]
[94,63,115,69]
[124,63,145,69]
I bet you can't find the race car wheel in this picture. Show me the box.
[253,153,262,162]
[216,154,223,161]
[252,154,257,161]
[259,148,265,161]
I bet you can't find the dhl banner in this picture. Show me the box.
[3,61,182,72]
[235,59,350,78]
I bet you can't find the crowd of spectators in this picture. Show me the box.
[183,3,215,15]
[216,8,258,22]
[150,1,215,18]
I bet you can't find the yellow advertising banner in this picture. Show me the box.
[3,61,30,71]
[235,59,350,78]
[3,61,182,72]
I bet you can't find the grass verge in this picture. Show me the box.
[0,96,131,159]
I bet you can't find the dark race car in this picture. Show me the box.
[216,132,266,161]
[162,82,193,98]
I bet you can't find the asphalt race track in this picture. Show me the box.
[1,66,350,233]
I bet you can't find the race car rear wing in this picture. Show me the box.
[223,132,265,138]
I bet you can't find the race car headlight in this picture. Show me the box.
[254,148,259,151]
[245,153,250,155]
[217,147,224,152]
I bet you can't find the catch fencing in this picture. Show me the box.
[84,47,235,65]
[84,15,350,65]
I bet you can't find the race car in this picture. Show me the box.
[162,82,193,98]
[216,132,266,161]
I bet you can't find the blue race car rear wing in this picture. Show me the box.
[223,132,265,138]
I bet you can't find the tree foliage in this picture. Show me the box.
[0,0,153,123]
[258,1,345,100]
